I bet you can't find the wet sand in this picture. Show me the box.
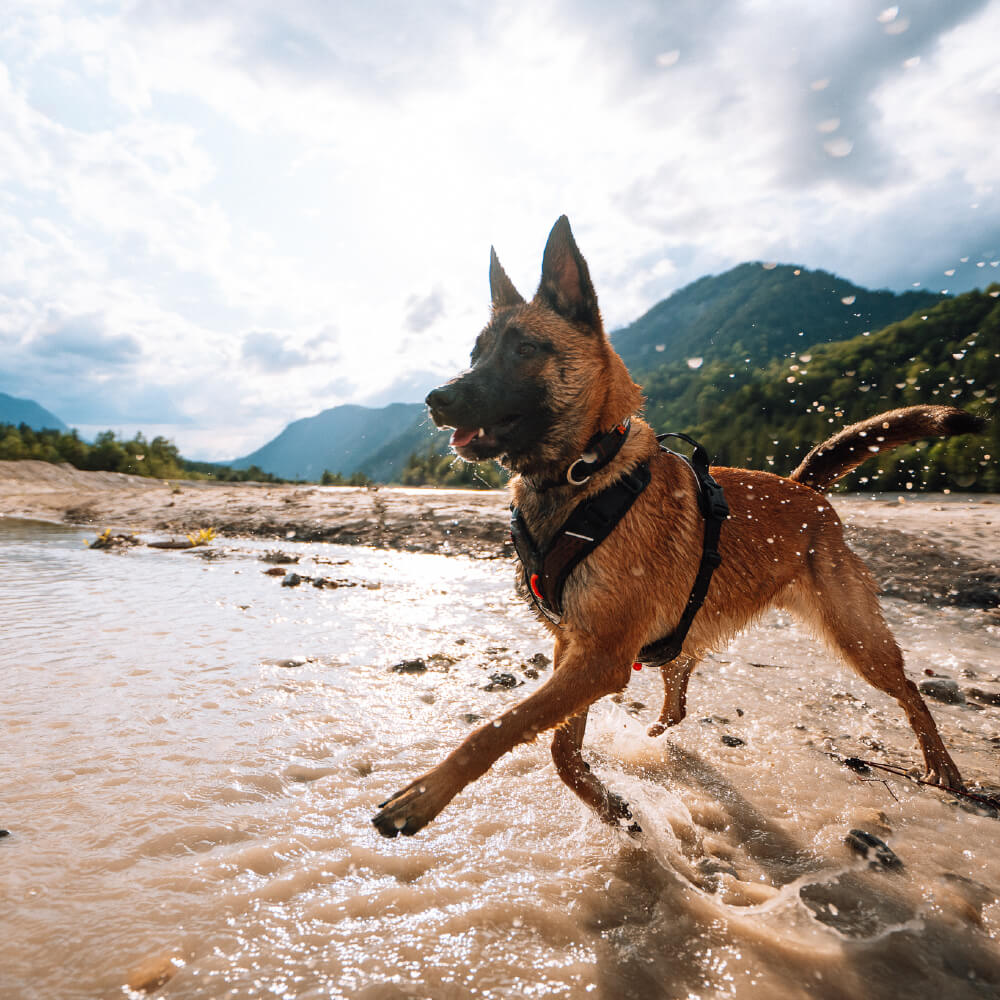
[1,459,997,607]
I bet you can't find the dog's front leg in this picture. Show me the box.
[372,647,633,837]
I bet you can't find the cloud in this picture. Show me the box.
[31,315,142,366]
[241,330,310,371]
[0,1,997,461]
[404,288,445,333]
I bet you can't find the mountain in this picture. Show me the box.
[230,402,431,481]
[0,392,68,432]
[611,263,944,373]
[643,284,999,492]
[355,413,449,483]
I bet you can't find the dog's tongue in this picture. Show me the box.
[450,427,478,448]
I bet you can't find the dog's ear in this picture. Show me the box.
[490,247,525,310]
[536,215,601,329]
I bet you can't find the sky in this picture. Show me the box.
[1,0,999,460]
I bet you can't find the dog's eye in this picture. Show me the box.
[517,341,538,358]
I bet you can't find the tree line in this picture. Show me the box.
[0,425,288,482]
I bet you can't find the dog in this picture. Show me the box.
[372,215,983,837]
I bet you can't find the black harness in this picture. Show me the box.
[510,429,729,667]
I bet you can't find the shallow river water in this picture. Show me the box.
[2,518,999,999]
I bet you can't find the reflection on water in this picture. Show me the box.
[1,518,998,999]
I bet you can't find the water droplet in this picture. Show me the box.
[840,295,856,305]
[825,137,854,158]
[686,357,703,369]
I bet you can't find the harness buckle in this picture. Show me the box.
[700,480,730,521]
[620,470,644,495]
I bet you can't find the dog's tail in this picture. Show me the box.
[789,405,985,492]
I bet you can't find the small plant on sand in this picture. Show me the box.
[186,527,217,547]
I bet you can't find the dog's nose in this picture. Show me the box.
[425,385,456,411]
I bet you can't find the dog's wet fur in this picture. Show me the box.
[373,216,983,837]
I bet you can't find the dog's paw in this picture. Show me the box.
[605,789,642,835]
[921,757,964,792]
[372,778,444,838]
[647,722,667,738]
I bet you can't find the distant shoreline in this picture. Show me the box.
[1,459,997,609]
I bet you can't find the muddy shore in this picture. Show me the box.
[1,459,997,608]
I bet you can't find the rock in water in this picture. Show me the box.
[125,952,182,994]
[917,678,965,704]
[845,829,902,870]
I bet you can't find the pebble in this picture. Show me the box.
[845,829,902,870]
[484,672,520,691]
[391,659,427,674]
[965,687,1000,707]
[721,734,746,747]
[918,678,965,704]
[125,952,182,994]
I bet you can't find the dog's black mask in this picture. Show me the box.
[425,315,554,469]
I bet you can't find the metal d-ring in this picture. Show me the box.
[566,450,598,486]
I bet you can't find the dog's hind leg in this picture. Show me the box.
[788,546,963,789]
[647,655,699,738]
[551,710,640,831]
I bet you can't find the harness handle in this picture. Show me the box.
[656,433,730,522]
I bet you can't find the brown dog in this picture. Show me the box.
[373,216,982,837]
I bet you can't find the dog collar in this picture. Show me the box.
[530,418,632,493]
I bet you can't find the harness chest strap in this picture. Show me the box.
[511,463,651,620]
[509,433,729,667]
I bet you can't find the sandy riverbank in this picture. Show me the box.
[1,459,997,607]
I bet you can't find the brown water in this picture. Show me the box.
[2,518,999,1000]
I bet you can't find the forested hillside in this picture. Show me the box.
[642,286,998,491]
[611,263,943,373]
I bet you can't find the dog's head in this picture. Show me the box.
[426,216,641,476]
